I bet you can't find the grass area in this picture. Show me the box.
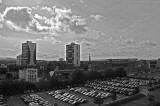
[120,89,160,106]
[7,95,27,106]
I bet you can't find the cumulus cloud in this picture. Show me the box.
[3,7,32,28]
[0,47,17,57]
[123,39,135,44]
[0,6,88,35]
[119,38,135,47]
[140,40,157,48]
[90,14,104,21]
[80,0,84,4]
[110,40,158,58]
[38,52,60,60]
[79,0,88,7]
[0,48,15,52]
[32,6,88,34]
[43,35,61,44]
[0,13,4,28]
[119,40,157,52]
[76,38,94,47]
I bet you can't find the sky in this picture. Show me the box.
[0,0,160,60]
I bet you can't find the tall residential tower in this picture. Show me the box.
[16,54,22,66]
[66,42,80,67]
[22,41,36,66]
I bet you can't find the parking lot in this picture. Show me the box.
[7,77,160,106]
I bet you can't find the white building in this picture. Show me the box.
[16,54,22,66]
[19,68,38,83]
[22,41,36,66]
[66,42,80,67]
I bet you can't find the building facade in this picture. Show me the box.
[148,60,157,69]
[16,54,22,66]
[22,41,36,66]
[0,64,8,80]
[66,42,80,67]
[19,68,38,83]
[157,59,160,69]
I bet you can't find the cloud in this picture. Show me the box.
[80,0,84,4]
[0,13,4,28]
[110,40,158,58]
[0,0,2,4]
[0,47,17,57]
[119,38,135,47]
[38,52,60,60]
[0,48,15,52]
[1,6,88,35]
[32,6,88,34]
[123,38,135,44]
[140,40,157,48]
[43,35,61,44]
[111,50,138,57]
[76,38,94,47]
[3,7,32,29]
[90,14,104,21]
[79,0,88,7]
[119,40,157,52]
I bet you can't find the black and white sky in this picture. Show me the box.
[0,0,160,60]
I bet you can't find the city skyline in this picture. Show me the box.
[0,0,160,60]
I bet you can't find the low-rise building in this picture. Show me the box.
[19,68,38,83]
[148,60,157,69]
[0,64,8,80]
[16,54,22,66]
[156,59,160,69]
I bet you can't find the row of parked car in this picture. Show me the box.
[85,82,137,96]
[94,80,138,89]
[70,87,111,99]
[20,94,54,106]
[128,78,157,86]
[0,95,7,106]
[48,90,87,105]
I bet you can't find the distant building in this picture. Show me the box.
[156,59,160,69]
[0,64,8,80]
[81,58,139,73]
[148,60,157,69]
[52,66,73,81]
[66,42,80,67]
[59,58,64,61]
[19,68,38,83]
[16,54,22,66]
[88,54,93,71]
[22,41,36,66]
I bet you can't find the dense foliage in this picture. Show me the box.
[0,67,127,96]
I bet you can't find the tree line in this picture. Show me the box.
[0,67,127,96]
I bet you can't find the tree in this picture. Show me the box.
[111,91,117,101]
[94,97,104,106]
[148,95,155,105]
[115,67,127,77]
[104,69,115,78]
[71,70,85,83]
[54,103,58,106]
[148,95,154,102]
[153,102,160,106]
[88,71,101,80]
